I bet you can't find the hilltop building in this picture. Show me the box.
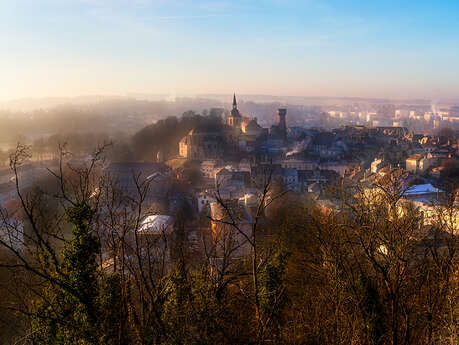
[179,128,225,160]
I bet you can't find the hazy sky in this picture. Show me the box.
[1,0,459,101]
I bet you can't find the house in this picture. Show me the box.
[298,169,340,192]
[135,215,175,260]
[419,156,434,172]
[136,214,203,262]
[200,160,222,179]
[104,162,171,203]
[319,161,357,177]
[310,132,343,158]
[406,154,423,173]
[405,200,459,234]
[371,158,385,174]
[215,169,251,199]
[241,118,264,139]
[282,168,299,192]
[179,128,226,160]
[251,164,284,188]
[138,215,175,236]
[403,184,444,203]
[197,191,216,213]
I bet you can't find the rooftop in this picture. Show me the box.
[138,215,174,235]
[405,184,443,196]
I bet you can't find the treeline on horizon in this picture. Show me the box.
[0,109,235,166]
[0,147,458,345]
[0,110,228,165]
[0,97,221,141]
[0,98,325,157]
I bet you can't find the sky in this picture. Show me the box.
[1,0,459,101]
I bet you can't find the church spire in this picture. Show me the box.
[232,93,237,109]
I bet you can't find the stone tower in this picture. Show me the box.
[277,108,287,140]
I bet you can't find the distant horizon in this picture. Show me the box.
[1,92,459,113]
[2,91,459,107]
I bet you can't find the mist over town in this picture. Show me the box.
[1,1,459,344]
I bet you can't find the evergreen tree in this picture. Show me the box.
[30,203,126,345]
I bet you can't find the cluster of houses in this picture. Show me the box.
[326,103,459,132]
[101,96,458,263]
[1,95,458,265]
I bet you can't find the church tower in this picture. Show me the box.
[228,93,242,128]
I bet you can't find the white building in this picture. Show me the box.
[371,158,385,174]
[197,191,216,213]
[406,154,423,173]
